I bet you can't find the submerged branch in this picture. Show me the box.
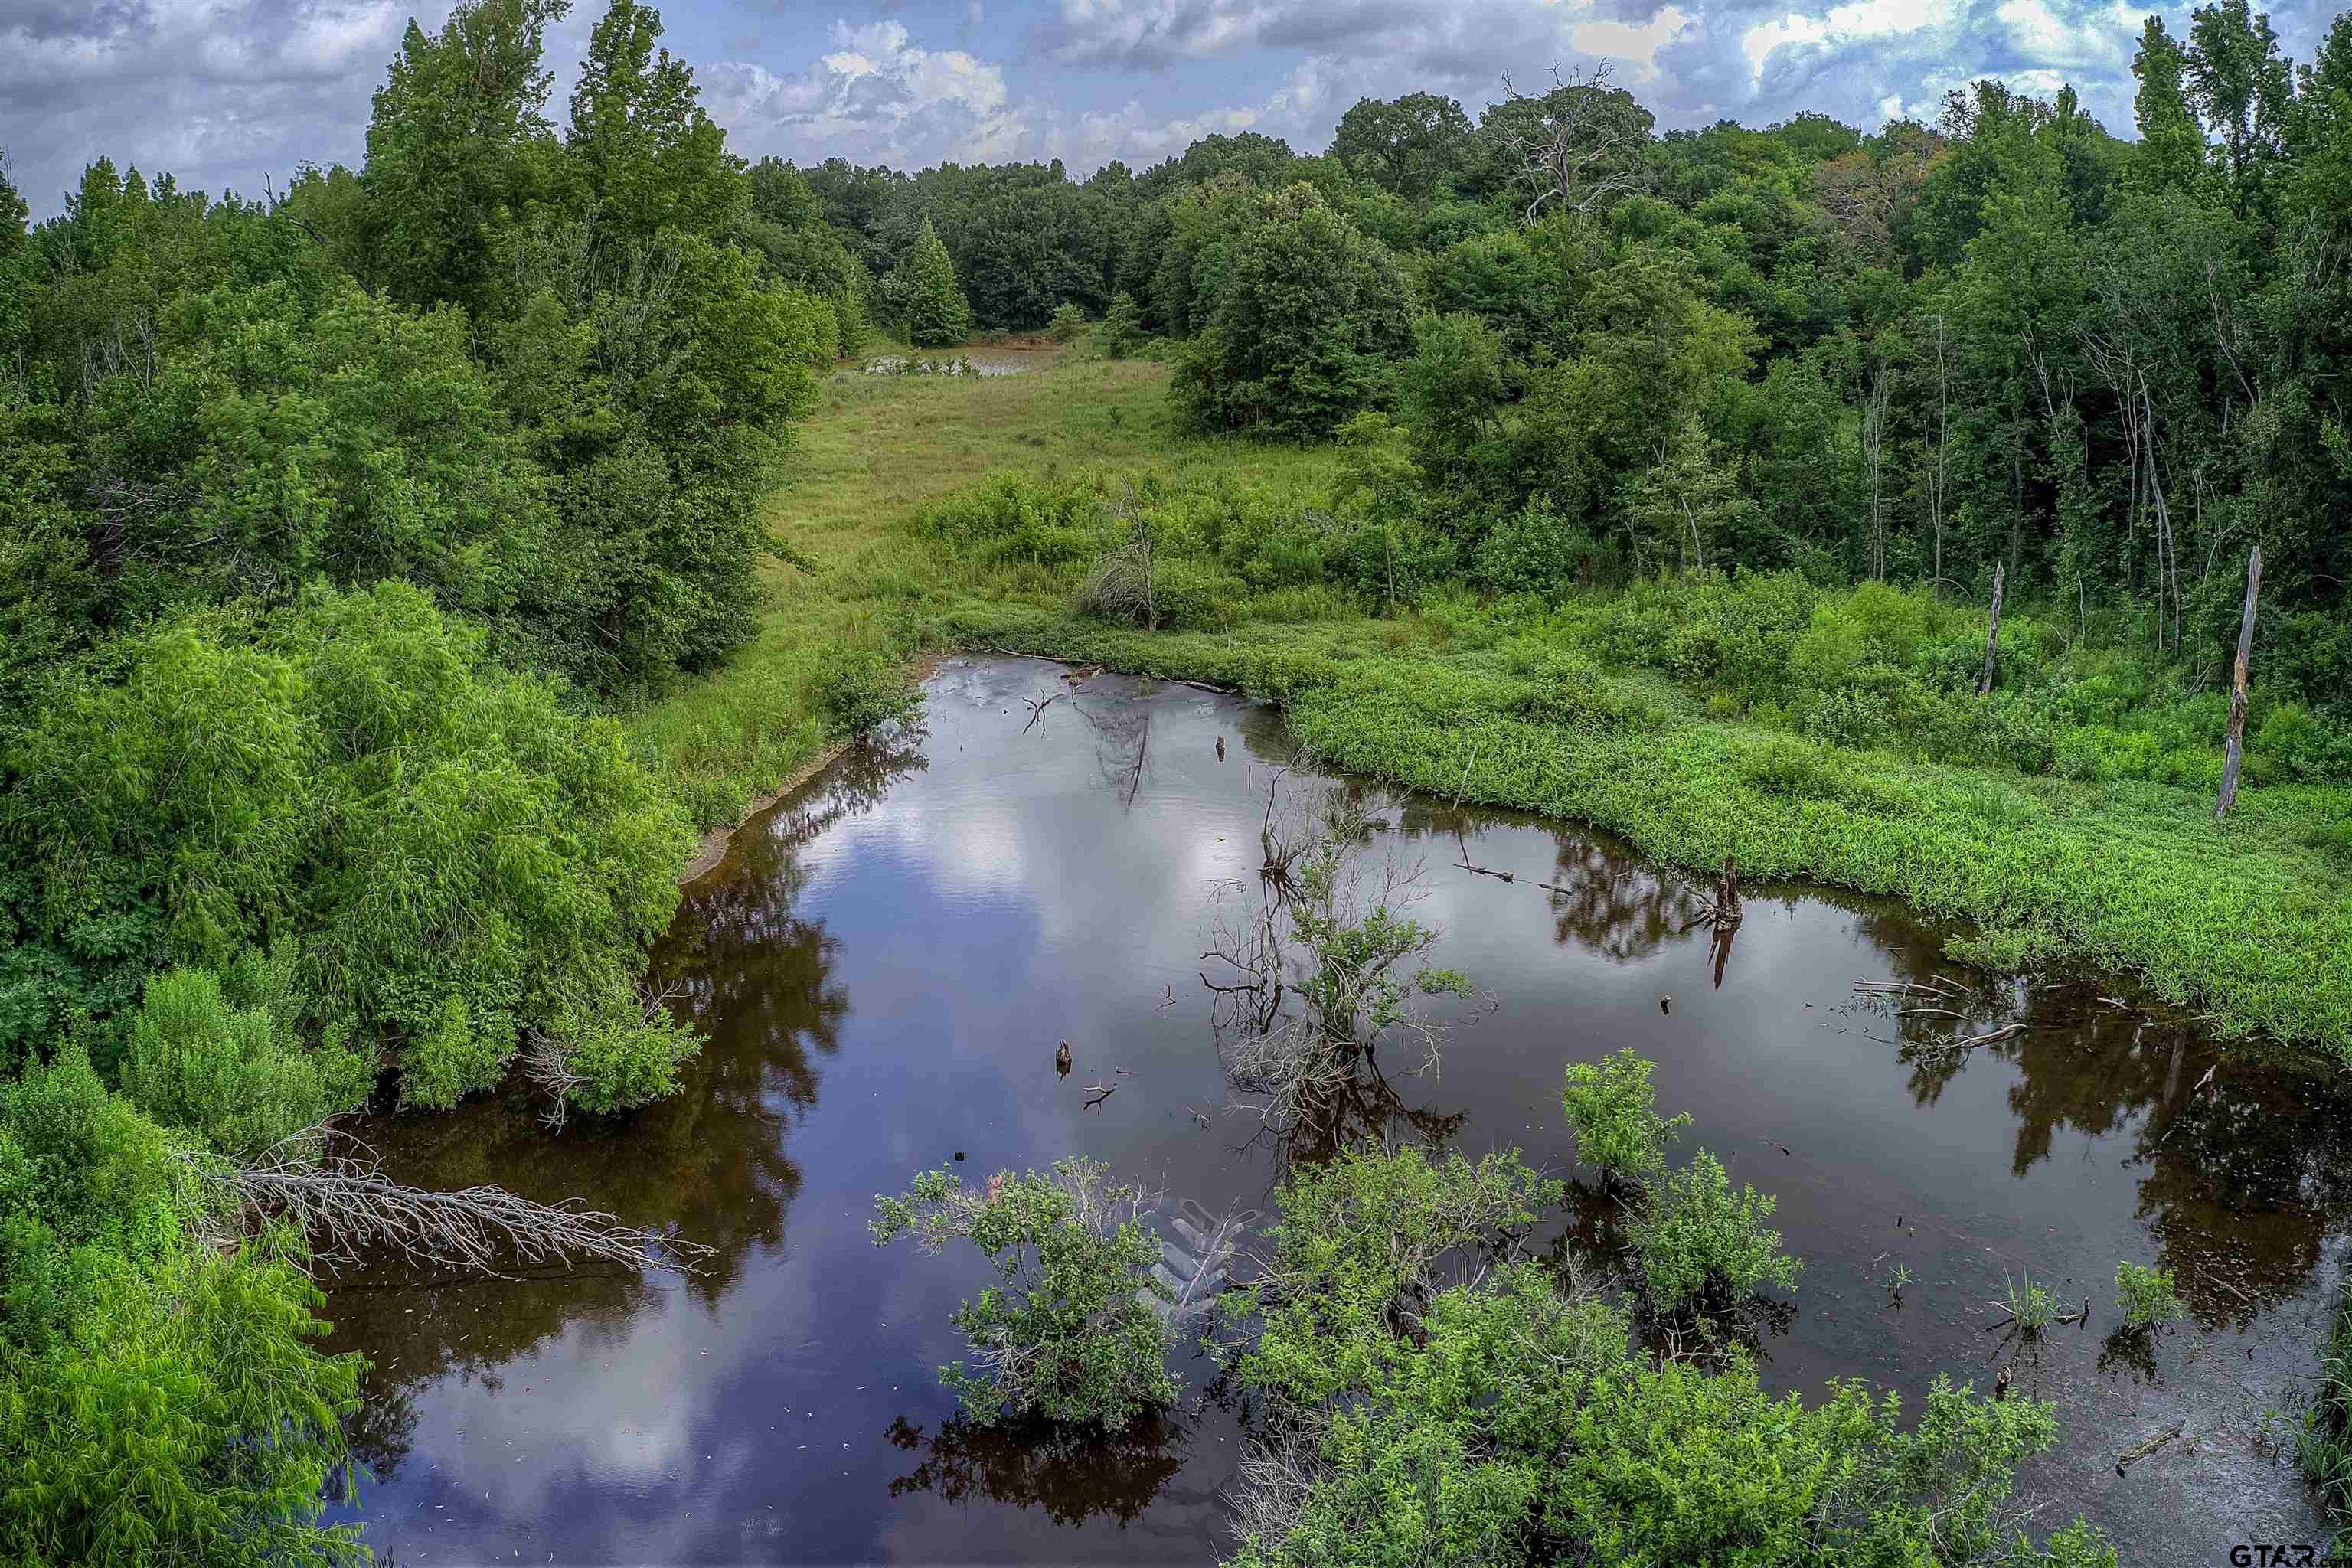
[204,1135,708,1278]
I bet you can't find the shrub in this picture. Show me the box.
[1221,1143,2111,1568]
[2,583,697,1112]
[1560,1050,1691,1186]
[812,648,926,742]
[0,1050,366,1567]
[118,952,371,1158]
[1803,688,1896,750]
[1474,501,1606,599]
[1095,291,1147,358]
[872,1158,1177,1428]
[2115,1261,2186,1331]
[1046,302,1089,342]
[1629,1149,1801,1312]
[916,472,1107,568]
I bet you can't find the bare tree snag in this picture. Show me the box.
[2216,545,2262,819]
[1978,565,2004,696]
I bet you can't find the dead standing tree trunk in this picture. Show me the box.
[1978,564,2004,696]
[2216,545,2262,819]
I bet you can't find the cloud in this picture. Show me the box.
[704,19,1029,167]
[0,0,415,212]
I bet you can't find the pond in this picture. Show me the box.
[326,657,2347,1563]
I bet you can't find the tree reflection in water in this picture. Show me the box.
[1838,910,2352,1330]
[885,1409,1193,1527]
[326,737,926,1481]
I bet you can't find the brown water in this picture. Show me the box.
[325,658,2349,1565]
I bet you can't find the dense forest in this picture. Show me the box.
[2,0,2349,1557]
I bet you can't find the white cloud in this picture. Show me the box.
[706,18,1027,168]
[1571,5,1693,71]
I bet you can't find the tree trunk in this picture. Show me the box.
[1978,565,2004,696]
[2216,546,2262,819]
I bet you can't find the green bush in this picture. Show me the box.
[1629,1149,1801,1312]
[2,583,697,1112]
[2115,1261,2187,1331]
[1152,557,1247,631]
[1560,1050,1690,1186]
[119,951,371,1158]
[1803,688,1897,750]
[0,1049,366,1566]
[1046,302,1089,342]
[812,648,926,742]
[1474,501,1606,599]
[915,472,1108,568]
[1095,291,1147,358]
[1222,1145,2112,1568]
[873,1158,1177,1428]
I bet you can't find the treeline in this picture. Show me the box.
[805,18,2351,710]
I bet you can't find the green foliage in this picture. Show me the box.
[812,648,926,742]
[1629,1149,1802,1312]
[904,217,974,348]
[119,953,369,1159]
[1223,1145,2110,1568]
[872,1158,1177,1428]
[2,583,695,1112]
[2114,1261,2187,1331]
[1172,187,1413,439]
[1560,1049,1691,1186]
[1046,302,1089,342]
[0,1050,367,1567]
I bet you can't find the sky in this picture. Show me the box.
[2,0,2344,218]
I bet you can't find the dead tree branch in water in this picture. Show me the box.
[201,1134,708,1277]
[1021,691,1066,733]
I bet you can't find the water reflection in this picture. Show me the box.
[1841,966,2352,1331]
[885,1411,1193,1527]
[332,662,2339,1563]
[326,740,926,1481]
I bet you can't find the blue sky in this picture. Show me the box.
[2,0,2344,217]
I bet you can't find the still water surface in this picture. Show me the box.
[328,658,2347,1563]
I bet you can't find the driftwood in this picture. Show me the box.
[1138,1200,1259,1330]
[1020,691,1065,733]
[211,1136,707,1277]
[2216,545,2262,818]
[1676,856,1744,932]
[1854,976,1970,999]
[2115,1421,2184,1475]
[1082,1083,1119,1109]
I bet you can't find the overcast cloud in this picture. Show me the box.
[3,0,2344,216]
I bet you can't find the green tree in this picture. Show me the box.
[1,583,697,1112]
[1172,187,1413,439]
[1330,92,1474,199]
[873,1158,1176,1427]
[1623,412,1760,573]
[903,217,974,347]
[359,0,568,308]
[566,0,745,243]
